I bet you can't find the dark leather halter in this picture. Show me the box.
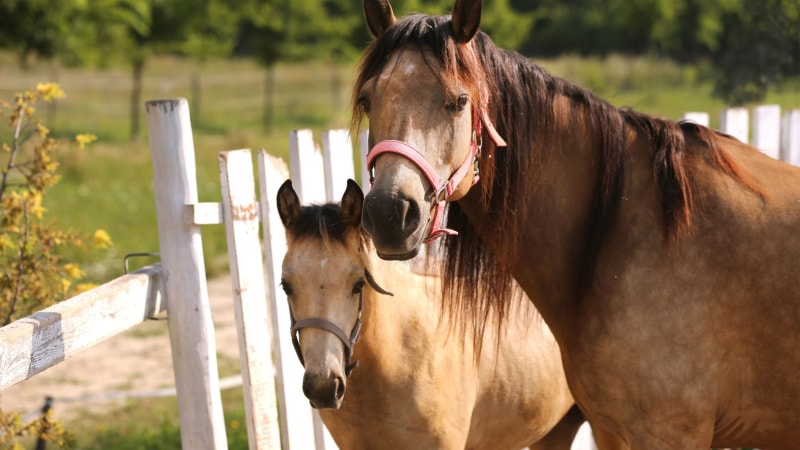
[289,268,393,376]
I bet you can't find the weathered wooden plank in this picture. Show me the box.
[720,107,749,144]
[782,109,800,166]
[0,264,165,392]
[753,104,781,159]
[322,129,356,202]
[680,112,709,127]
[192,202,225,225]
[218,149,281,450]
[289,129,326,204]
[258,151,319,450]
[145,98,228,450]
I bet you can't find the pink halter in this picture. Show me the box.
[367,106,507,242]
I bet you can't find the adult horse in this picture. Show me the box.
[355,0,800,448]
[276,179,587,449]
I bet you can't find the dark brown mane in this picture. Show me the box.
[352,13,757,328]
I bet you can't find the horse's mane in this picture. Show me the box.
[351,13,757,331]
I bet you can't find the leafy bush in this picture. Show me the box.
[0,83,112,449]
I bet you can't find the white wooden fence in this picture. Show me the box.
[681,104,800,162]
[1,98,799,450]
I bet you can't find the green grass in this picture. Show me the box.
[65,388,250,450]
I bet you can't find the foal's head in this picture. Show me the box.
[277,179,368,409]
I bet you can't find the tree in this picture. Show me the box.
[712,0,800,104]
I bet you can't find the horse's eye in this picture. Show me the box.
[280,280,293,296]
[357,96,370,113]
[352,279,365,295]
[448,94,469,112]
[457,94,469,110]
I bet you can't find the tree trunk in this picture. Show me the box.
[130,58,145,141]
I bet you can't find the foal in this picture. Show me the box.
[277,179,584,449]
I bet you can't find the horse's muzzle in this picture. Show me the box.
[303,369,346,410]
[362,189,426,260]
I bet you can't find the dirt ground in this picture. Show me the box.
[0,274,242,422]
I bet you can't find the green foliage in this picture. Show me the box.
[0,84,111,325]
[711,0,800,104]
[0,83,112,449]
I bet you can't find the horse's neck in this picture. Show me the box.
[358,250,439,361]
[460,104,608,336]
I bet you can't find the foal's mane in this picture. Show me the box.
[287,203,368,250]
[352,13,756,329]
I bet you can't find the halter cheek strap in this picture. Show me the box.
[289,269,393,377]
[367,107,506,243]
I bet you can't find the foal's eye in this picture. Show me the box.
[280,280,293,296]
[352,279,365,295]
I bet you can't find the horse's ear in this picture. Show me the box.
[364,0,397,38]
[276,179,301,229]
[451,0,482,43]
[340,179,364,229]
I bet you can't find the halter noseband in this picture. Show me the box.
[289,268,393,377]
[366,106,506,243]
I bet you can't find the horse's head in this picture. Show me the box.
[356,0,505,260]
[277,179,366,409]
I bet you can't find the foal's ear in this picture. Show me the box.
[276,179,301,229]
[451,0,482,43]
[364,0,397,38]
[340,179,364,229]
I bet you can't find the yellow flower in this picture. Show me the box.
[36,123,50,137]
[75,133,97,149]
[63,263,85,279]
[36,83,65,103]
[93,229,113,248]
[229,420,240,429]
[74,283,97,294]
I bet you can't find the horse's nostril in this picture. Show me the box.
[334,375,346,400]
[363,193,420,234]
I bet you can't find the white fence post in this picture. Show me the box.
[145,98,228,450]
[720,107,749,144]
[753,104,781,159]
[782,109,800,166]
[257,151,318,450]
[219,149,281,450]
[289,129,326,204]
[680,112,709,127]
[323,129,356,201]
